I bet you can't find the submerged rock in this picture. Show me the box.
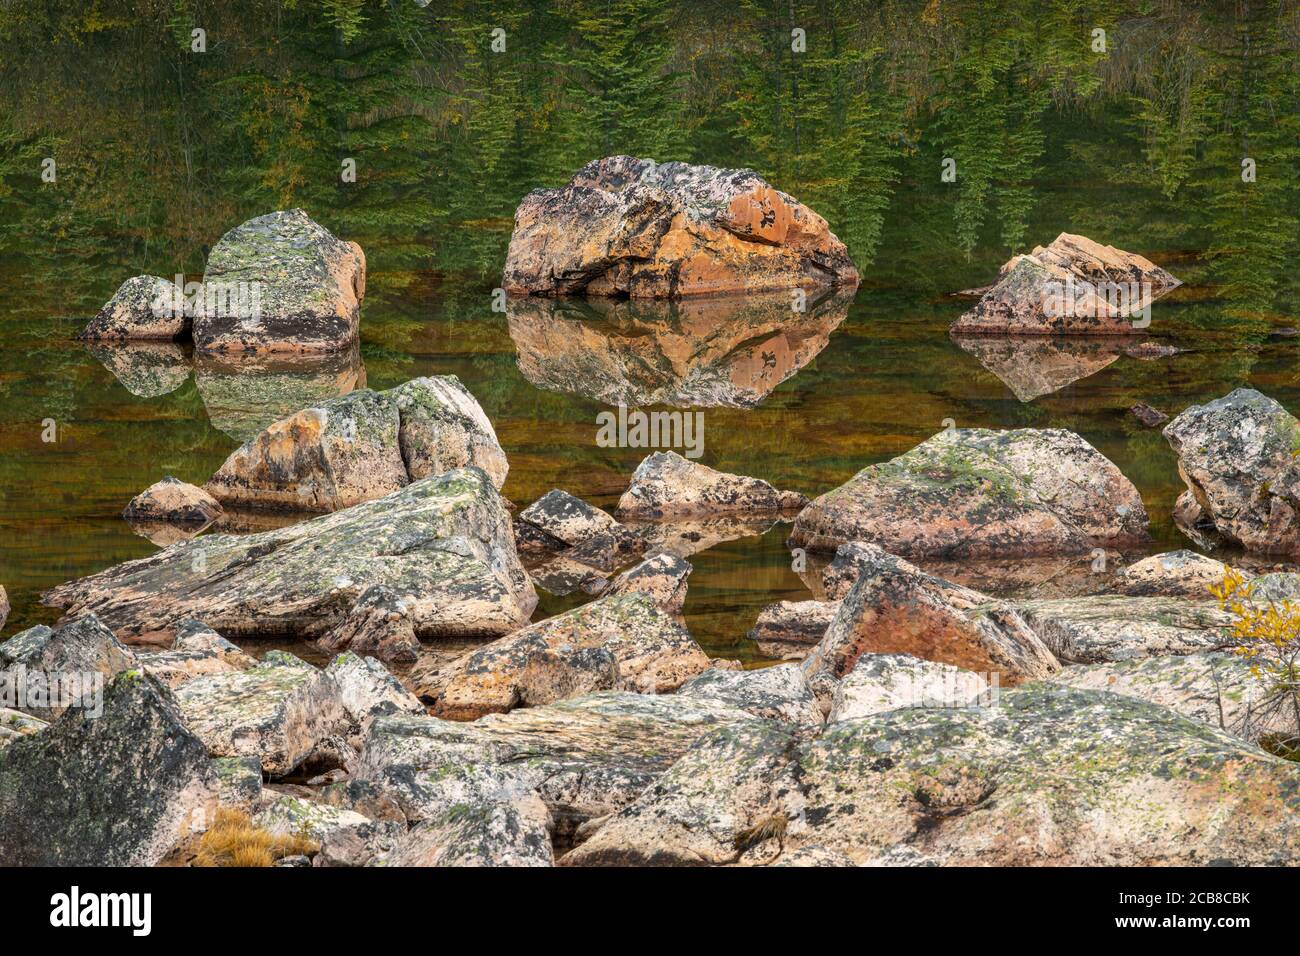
[503,155,858,298]
[1163,388,1300,554]
[412,594,709,720]
[204,375,506,512]
[618,451,807,518]
[789,428,1148,557]
[123,476,224,526]
[79,274,188,341]
[566,685,1300,866]
[1130,402,1168,427]
[951,233,1180,335]
[506,289,851,408]
[0,671,220,866]
[196,209,365,354]
[45,469,537,645]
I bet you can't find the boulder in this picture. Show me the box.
[324,652,425,735]
[1163,388,1300,554]
[253,794,403,867]
[566,685,1300,866]
[204,376,506,512]
[950,233,1180,335]
[356,691,760,860]
[603,553,692,615]
[618,451,807,518]
[1114,550,1233,598]
[747,600,838,660]
[196,209,365,354]
[506,289,851,408]
[789,428,1149,557]
[44,469,537,645]
[319,584,420,664]
[801,545,1058,694]
[138,620,256,689]
[0,671,220,865]
[78,274,188,341]
[123,476,224,526]
[828,653,991,723]
[676,663,822,726]
[503,156,858,298]
[1010,595,1233,663]
[172,651,350,776]
[0,614,137,719]
[519,489,624,549]
[1049,651,1287,743]
[412,594,709,720]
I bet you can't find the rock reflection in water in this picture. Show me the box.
[194,344,366,441]
[87,342,191,398]
[507,288,852,408]
[953,335,1131,401]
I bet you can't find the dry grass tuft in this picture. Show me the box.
[194,808,319,867]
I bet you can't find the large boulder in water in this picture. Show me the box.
[196,209,365,354]
[618,451,807,518]
[1163,388,1300,554]
[789,428,1149,557]
[503,156,858,298]
[203,375,507,512]
[44,468,536,645]
[950,233,1180,335]
[0,671,221,866]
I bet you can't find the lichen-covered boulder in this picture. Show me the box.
[173,651,349,776]
[137,620,256,689]
[203,376,505,512]
[1049,651,1286,743]
[676,663,822,726]
[503,156,858,298]
[0,671,221,866]
[324,652,424,733]
[1114,550,1234,598]
[1163,388,1300,554]
[618,451,807,518]
[356,691,760,863]
[566,685,1300,866]
[801,545,1058,695]
[789,428,1149,557]
[124,476,224,526]
[253,794,403,867]
[0,614,138,719]
[951,233,1180,335]
[1011,595,1232,663]
[519,489,623,549]
[827,653,991,722]
[413,594,709,720]
[319,584,420,664]
[747,599,838,659]
[603,553,692,615]
[196,209,365,354]
[45,469,536,644]
[78,274,188,341]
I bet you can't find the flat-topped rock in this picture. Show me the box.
[1164,388,1300,554]
[1011,595,1233,663]
[412,594,709,720]
[78,275,188,341]
[196,209,365,354]
[45,469,536,645]
[790,428,1149,557]
[951,233,1180,335]
[503,156,858,298]
[828,653,991,722]
[204,375,506,513]
[618,451,807,518]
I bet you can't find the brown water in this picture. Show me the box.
[2,258,1298,661]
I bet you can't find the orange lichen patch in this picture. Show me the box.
[723,184,793,246]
